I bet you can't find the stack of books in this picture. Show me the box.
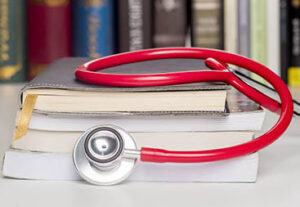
[2,58,265,182]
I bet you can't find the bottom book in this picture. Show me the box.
[2,150,258,183]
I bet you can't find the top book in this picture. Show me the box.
[20,58,230,114]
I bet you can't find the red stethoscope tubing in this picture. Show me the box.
[76,48,294,163]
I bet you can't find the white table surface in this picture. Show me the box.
[0,84,300,207]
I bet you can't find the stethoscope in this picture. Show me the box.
[73,48,297,185]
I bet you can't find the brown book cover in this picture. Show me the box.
[153,0,188,47]
[191,0,224,49]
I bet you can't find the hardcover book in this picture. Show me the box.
[117,0,152,52]
[238,0,250,58]
[0,0,26,82]
[191,0,224,49]
[267,0,280,76]
[250,0,267,83]
[27,0,71,80]
[280,0,291,83]
[153,0,188,47]
[288,0,300,86]
[224,0,238,54]
[72,0,115,58]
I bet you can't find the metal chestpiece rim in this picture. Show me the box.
[73,125,137,185]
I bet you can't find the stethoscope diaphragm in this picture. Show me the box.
[73,125,138,185]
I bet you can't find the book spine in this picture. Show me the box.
[280,0,290,83]
[191,0,223,49]
[224,0,238,53]
[237,0,250,57]
[117,0,152,52]
[153,0,187,47]
[27,0,71,80]
[72,0,115,58]
[267,0,280,76]
[288,0,300,86]
[0,0,26,82]
[250,0,267,83]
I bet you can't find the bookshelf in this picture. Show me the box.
[0,0,299,86]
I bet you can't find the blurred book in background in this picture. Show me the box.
[237,0,250,58]
[27,0,71,80]
[117,0,152,52]
[191,0,224,49]
[72,0,115,58]
[287,0,300,86]
[250,0,267,83]
[224,0,238,54]
[0,0,26,82]
[153,0,187,47]
[267,0,280,76]
[280,0,291,83]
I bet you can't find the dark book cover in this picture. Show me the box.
[72,0,115,58]
[280,0,291,83]
[153,0,188,47]
[27,0,71,80]
[0,0,26,82]
[288,0,300,86]
[191,0,224,49]
[23,57,229,95]
[117,0,152,52]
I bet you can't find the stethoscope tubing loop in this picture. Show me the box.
[75,48,294,164]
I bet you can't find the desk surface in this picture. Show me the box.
[0,84,300,207]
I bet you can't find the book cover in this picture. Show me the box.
[153,0,187,47]
[280,0,291,83]
[288,0,300,86]
[267,0,280,76]
[21,57,229,97]
[117,0,152,52]
[250,0,267,83]
[27,0,71,80]
[238,0,250,58]
[0,0,26,82]
[72,0,115,58]
[191,0,224,49]
[224,0,238,54]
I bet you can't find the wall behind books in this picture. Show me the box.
[0,0,299,86]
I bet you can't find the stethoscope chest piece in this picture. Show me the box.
[73,125,137,185]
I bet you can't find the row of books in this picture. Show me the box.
[2,58,265,182]
[0,0,299,85]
